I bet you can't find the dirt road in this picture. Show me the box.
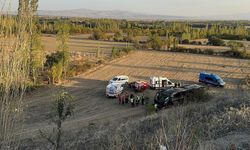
[21,50,250,140]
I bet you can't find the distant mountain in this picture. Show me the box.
[37,9,190,20]
[7,9,250,20]
[205,13,250,20]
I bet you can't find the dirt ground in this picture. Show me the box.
[21,50,250,141]
[42,34,131,54]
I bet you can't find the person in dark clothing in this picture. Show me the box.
[141,94,145,105]
[130,94,135,107]
[135,95,140,106]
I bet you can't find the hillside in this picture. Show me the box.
[37,9,188,20]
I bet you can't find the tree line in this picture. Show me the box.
[38,18,250,41]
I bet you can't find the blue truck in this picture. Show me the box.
[199,72,225,87]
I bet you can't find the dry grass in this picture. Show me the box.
[0,2,32,148]
[178,44,230,53]
[25,97,250,149]
[42,34,132,55]
[17,50,250,149]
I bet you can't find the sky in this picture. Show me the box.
[5,0,250,17]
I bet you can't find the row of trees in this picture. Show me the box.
[38,18,250,41]
[1,1,74,149]
[1,0,41,148]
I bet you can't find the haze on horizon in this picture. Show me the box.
[4,0,250,17]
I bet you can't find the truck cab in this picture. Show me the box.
[149,77,175,89]
[199,72,225,87]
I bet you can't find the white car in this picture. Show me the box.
[150,76,175,89]
[109,76,129,85]
[106,83,124,97]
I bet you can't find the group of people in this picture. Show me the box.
[118,91,146,107]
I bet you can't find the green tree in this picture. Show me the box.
[56,22,70,77]
[148,36,165,50]
[114,30,123,42]
[30,31,45,83]
[29,0,45,83]
[45,51,65,84]
[91,29,106,40]
[40,91,74,150]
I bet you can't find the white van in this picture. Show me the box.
[109,76,129,85]
[106,83,124,97]
[149,77,175,89]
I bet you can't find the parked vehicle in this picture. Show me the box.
[149,77,175,89]
[154,84,205,109]
[106,83,124,97]
[199,72,225,87]
[129,81,150,92]
[109,76,129,85]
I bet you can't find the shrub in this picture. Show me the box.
[227,41,244,51]
[148,36,165,50]
[111,47,134,58]
[222,49,250,59]
[45,51,65,68]
[114,31,124,42]
[208,36,225,46]
[181,39,190,44]
[203,49,214,55]
[67,61,94,77]
[91,29,106,40]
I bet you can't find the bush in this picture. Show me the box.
[218,34,246,41]
[67,61,94,77]
[147,36,165,50]
[114,31,124,42]
[91,29,106,40]
[203,49,214,55]
[111,47,134,58]
[208,36,225,46]
[181,39,190,44]
[227,41,244,51]
[222,49,250,59]
[45,51,66,68]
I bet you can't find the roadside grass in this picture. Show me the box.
[64,97,250,150]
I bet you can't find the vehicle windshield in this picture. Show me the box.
[215,75,224,83]
[218,78,224,84]
[112,77,118,81]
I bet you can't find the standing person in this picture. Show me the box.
[118,94,122,104]
[141,93,145,105]
[130,94,135,107]
[125,91,129,104]
[121,94,125,105]
[136,95,140,106]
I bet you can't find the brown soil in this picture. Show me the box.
[20,50,250,140]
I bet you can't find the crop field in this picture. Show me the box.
[178,44,231,52]
[21,50,250,141]
[42,34,131,55]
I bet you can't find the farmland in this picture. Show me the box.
[42,34,131,56]
[21,50,250,143]
[2,0,250,149]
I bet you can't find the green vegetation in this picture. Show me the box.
[0,0,42,148]
[208,36,225,46]
[45,51,69,84]
[111,47,134,58]
[39,18,250,42]
[40,91,74,150]
[147,35,165,50]
[67,60,94,77]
